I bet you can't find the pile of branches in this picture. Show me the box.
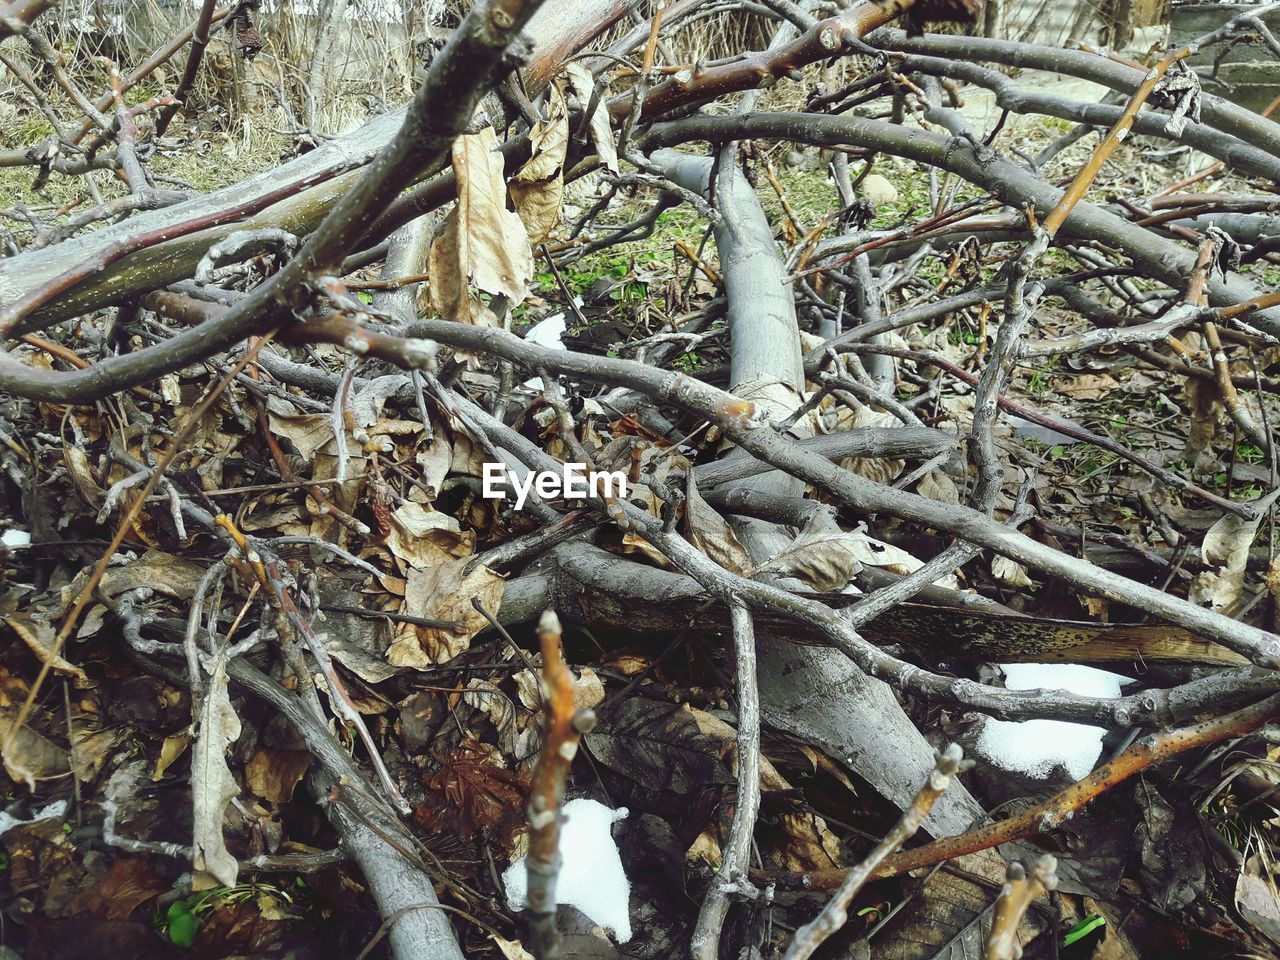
[3,0,1280,956]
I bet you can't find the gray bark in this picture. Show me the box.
[648,149,987,838]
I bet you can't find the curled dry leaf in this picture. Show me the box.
[574,666,605,711]
[684,473,752,576]
[1,709,69,790]
[491,935,536,960]
[152,732,191,781]
[429,126,533,326]
[510,82,568,244]
[386,557,505,667]
[755,515,865,591]
[992,555,1034,589]
[245,747,312,805]
[386,501,474,569]
[1236,854,1280,947]
[70,727,122,781]
[563,62,618,174]
[513,664,605,712]
[5,615,87,682]
[734,375,808,433]
[191,652,242,889]
[831,405,905,485]
[96,549,208,601]
[63,445,102,507]
[759,516,956,591]
[918,469,960,504]
[1189,493,1278,610]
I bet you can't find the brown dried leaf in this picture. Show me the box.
[1189,494,1277,610]
[991,555,1034,589]
[0,707,68,790]
[510,83,568,244]
[74,856,170,919]
[385,502,474,569]
[418,738,528,844]
[430,127,532,325]
[97,549,207,601]
[562,63,618,174]
[63,445,102,507]
[1236,854,1280,947]
[586,699,733,795]
[5,615,87,681]
[917,469,959,504]
[574,666,605,711]
[491,935,536,960]
[245,747,312,805]
[70,727,122,781]
[684,474,751,576]
[755,516,864,591]
[387,558,505,667]
[152,732,191,781]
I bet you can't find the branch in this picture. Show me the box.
[690,604,762,960]
[783,744,970,960]
[772,691,1280,890]
[524,610,597,960]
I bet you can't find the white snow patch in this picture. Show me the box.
[524,312,569,350]
[975,663,1129,780]
[522,310,571,390]
[1,529,29,547]
[503,798,632,942]
[0,800,66,838]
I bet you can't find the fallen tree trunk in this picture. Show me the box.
[648,147,989,840]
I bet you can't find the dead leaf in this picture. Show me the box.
[385,502,473,569]
[191,652,242,889]
[5,615,87,681]
[684,474,751,576]
[510,83,568,243]
[97,549,208,601]
[992,555,1033,588]
[918,470,959,504]
[418,738,528,845]
[514,665,605,713]
[563,63,618,173]
[1,709,69,790]
[387,558,505,667]
[1057,373,1119,399]
[1189,494,1278,610]
[575,666,605,711]
[430,127,533,326]
[1236,854,1280,947]
[152,732,191,781]
[63,445,102,507]
[491,935,536,960]
[245,747,312,805]
[832,405,904,484]
[755,516,864,591]
[586,698,733,795]
[74,856,170,919]
[267,405,336,461]
[70,726,122,781]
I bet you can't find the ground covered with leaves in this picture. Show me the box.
[4,0,1280,958]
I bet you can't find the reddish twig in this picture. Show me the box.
[765,692,1280,890]
[153,0,218,137]
[985,856,1058,960]
[525,609,596,960]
